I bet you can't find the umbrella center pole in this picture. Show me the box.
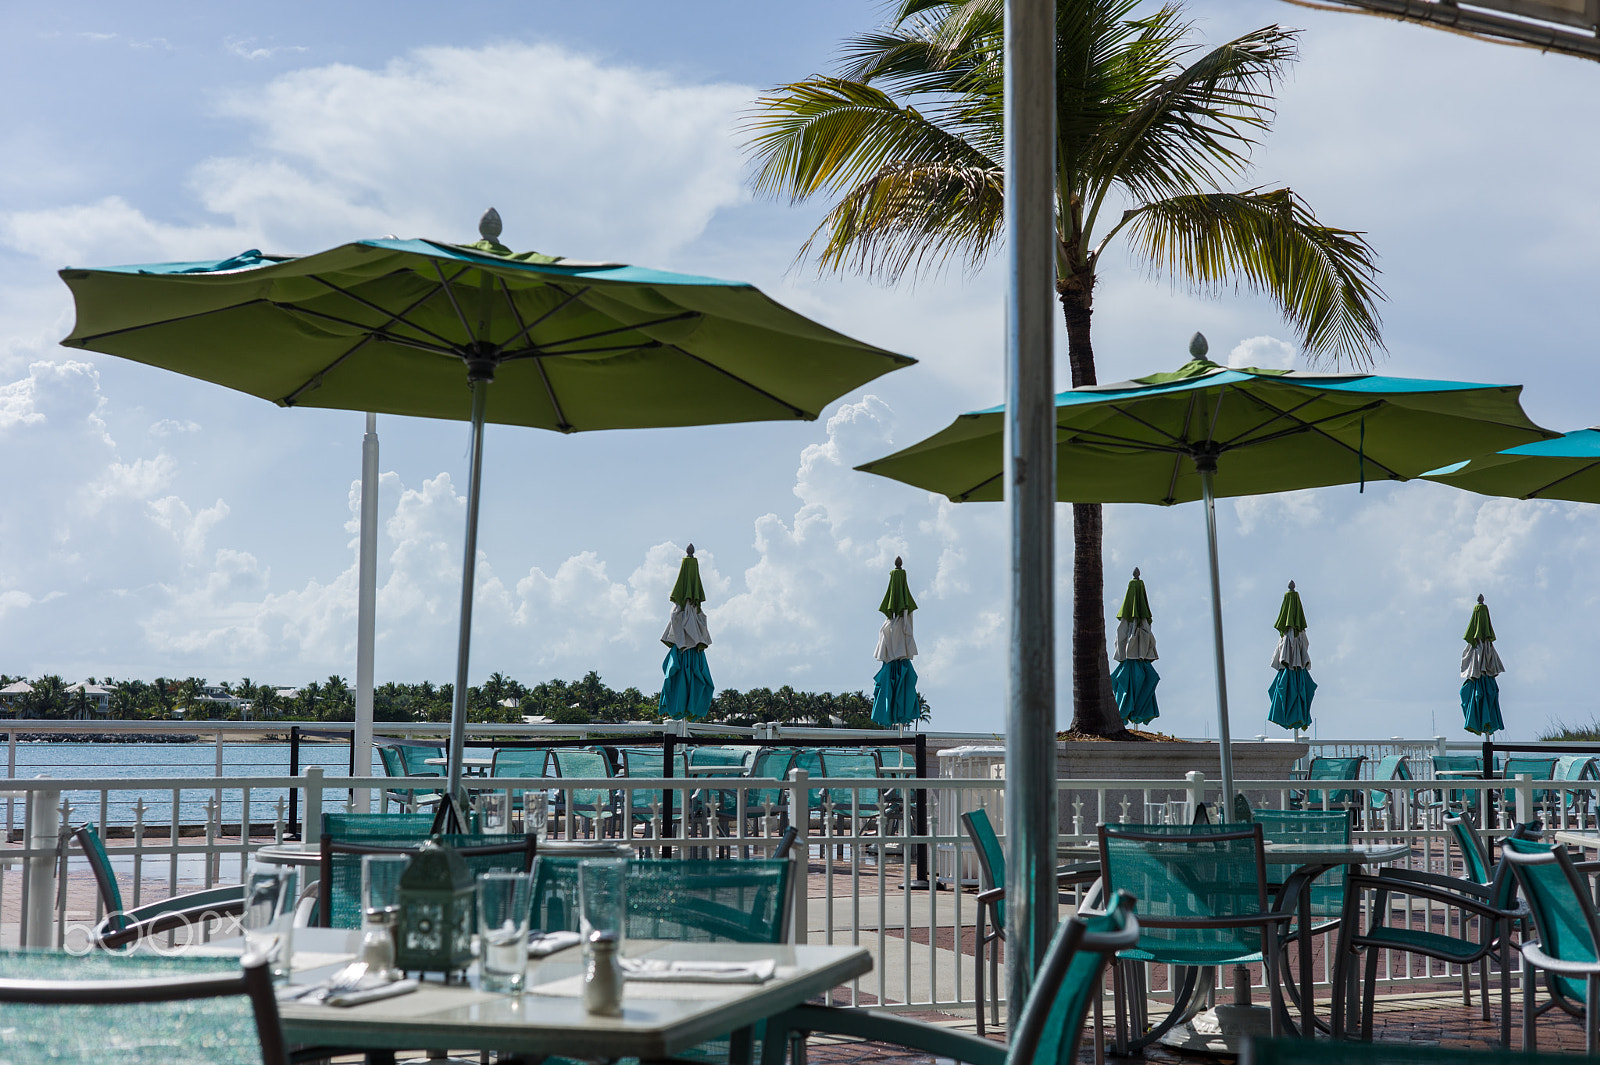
[444,378,491,828]
[1197,458,1236,813]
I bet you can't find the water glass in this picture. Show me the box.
[363,853,409,925]
[478,791,510,834]
[477,872,534,993]
[243,865,297,983]
[578,858,628,954]
[524,791,549,841]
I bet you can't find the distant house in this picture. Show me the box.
[0,681,32,716]
[64,682,112,718]
[190,685,245,714]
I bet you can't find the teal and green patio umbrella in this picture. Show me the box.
[857,333,1552,805]
[57,211,913,808]
[1267,581,1315,732]
[1110,569,1160,725]
[871,557,920,727]
[1425,427,1600,502]
[660,545,714,720]
[1461,595,1505,737]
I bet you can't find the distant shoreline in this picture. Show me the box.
[9,731,303,744]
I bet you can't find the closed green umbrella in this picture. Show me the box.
[858,333,1551,805]
[1267,581,1315,732]
[871,558,920,727]
[1461,595,1505,737]
[1425,427,1600,501]
[58,211,913,811]
[660,545,714,720]
[1111,569,1160,726]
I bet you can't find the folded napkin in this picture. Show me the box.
[324,978,420,1007]
[529,930,583,957]
[618,958,776,984]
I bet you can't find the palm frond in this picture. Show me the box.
[1121,189,1385,367]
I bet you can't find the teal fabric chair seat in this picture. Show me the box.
[0,951,286,1065]
[761,891,1139,1065]
[1501,835,1600,1053]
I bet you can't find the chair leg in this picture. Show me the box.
[1523,955,1537,1051]
[1111,958,1130,1057]
[1499,932,1512,1047]
[1363,939,1381,1040]
[1589,974,1599,1056]
[1479,955,1491,1021]
[973,908,986,1038]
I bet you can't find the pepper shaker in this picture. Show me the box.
[583,931,624,1016]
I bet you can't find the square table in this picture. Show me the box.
[242,929,871,1064]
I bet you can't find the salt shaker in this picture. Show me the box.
[583,931,624,1016]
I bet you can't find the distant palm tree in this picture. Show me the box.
[745,0,1384,735]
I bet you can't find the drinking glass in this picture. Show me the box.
[524,791,549,842]
[478,791,510,834]
[578,858,627,955]
[477,872,534,993]
[242,865,297,984]
[361,854,409,980]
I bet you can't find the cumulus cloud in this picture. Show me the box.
[1228,336,1296,370]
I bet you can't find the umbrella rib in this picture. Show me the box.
[1223,394,1408,481]
[496,278,573,432]
[430,261,478,342]
[955,469,1005,501]
[1211,393,1326,450]
[277,304,460,356]
[65,300,283,345]
[1514,461,1600,499]
[519,311,703,353]
[1101,403,1191,448]
[306,275,462,349]
[279,333,379,407]
[493,282,591,352]
[664,343,809,419]
[1163,393,1201,503]
[499,342,665,361]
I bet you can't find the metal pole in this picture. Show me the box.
[1199,463,1236,811]
[353,412,380,813]
[1003,0,1058,1023]
[446,381,490,822]
[23,780,59,949]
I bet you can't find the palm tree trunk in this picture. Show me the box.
[1059,281,1126,738]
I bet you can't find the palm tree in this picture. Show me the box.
[744,0,1384,735]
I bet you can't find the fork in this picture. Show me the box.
[281,961,370,1004]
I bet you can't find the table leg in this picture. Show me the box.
[728,1026,756,1065]
[1299,872,1314,1038]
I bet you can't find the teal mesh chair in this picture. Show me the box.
[688,745,752,770]
[1292,756,1366,811]
[1498,755,1556,819]
[1367,754,1413,823]
[1554,755,1598,819]
[529,856,792,942]
[547,748,618,837]
[704,747,795,840]
[376,743,444,814]
[1244,1037,1580,1065]
[818,749,888,834]
[1431,754,1486,814]
[73,823,246,950]
[1099,822,1290,1053]
[0,950,286,1065]
[617,746,696,832]
[1502,835,1600,1052]
[491,746,549,814]
[317,830,535,929]
[1253,810,1350,1026]
[1332,814,1531,1045]
[321,812,436,843]
[763,891,1138,1065]
[961,809,1102,1036]
[793,749,827,818]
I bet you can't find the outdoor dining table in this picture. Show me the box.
[425,756,493,776]
[212,927,870,1064]
[1552,829,1600,851]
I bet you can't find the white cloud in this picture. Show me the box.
[149,419,201,437]
[223,37,308,62]
[1228,335,1296,370]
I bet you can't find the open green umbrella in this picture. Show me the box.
[1425,427,1600,501]
[1461,595,1505,737]
[659,545,714,720]
[871,557,920,727]
[1267,581,1315,732]
[58,210,914,810]
[857,333,1551,805]
[1111,569,1160,725]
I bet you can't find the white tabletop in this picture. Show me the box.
[1060,841,1411,865]
[267,929,870,1060]
[1554,830,1600,850]
[425,757,494,768]
[253,843,321,867]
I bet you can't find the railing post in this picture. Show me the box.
[304,767,324,849]
[288,726,302,837]
[1186,771,1206,824]
[1516,773,1532,827]
[789,768,809,946]
[23,778,60,949]
[914,733,929,888]
[662,731,676,860]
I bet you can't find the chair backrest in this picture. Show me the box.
[962,809,1007,926]
[1444,810,1494,886]
[529,857,792,943]
[1502,755,1556,780]
[1008,890,1139,1065]
[688,745,751,769]
[873,746,915,772]
[1305,756,1366,807]
[1367,754,1412,810]
[0,950,286,1065]
[1556,755,1597,782]
[818,750,882,812]
[548,748,614,814]
[793,748,826,809]
[1502,835,1600,1006]
[1432,755,1485,808]
[321,812,436,843]
[71,823,126,930]
[744,748,797,811]
[1099,822,1270,961]
[1254,809,1349,918]
[396,743,444,777]
[492,747,549,778]
[376,744,406,777]
[318,834,534,929]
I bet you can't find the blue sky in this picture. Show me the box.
[1,1,1597,740]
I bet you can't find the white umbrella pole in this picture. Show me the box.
[446,382,490,819]
[1199,462,1236,809]
[353,412,379,813]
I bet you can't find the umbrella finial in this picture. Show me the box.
[479,207,503,243]
[1477,593,1484,604]
[894,556,903,569]
[686,543,695,557]
[1189,332,1209,359]
[1132,567,1140,579]
[1288,579,1295,591]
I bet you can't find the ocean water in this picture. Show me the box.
[4,741,386,828]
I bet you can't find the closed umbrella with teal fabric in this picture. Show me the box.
[660,545,714,720]
[1461,595,1505,737]
[872,558,920,727]
[57,212,912,811]
[1110,569,1160,725]
[1267,581,1316,731]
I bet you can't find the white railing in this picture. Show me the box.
[2,769,1593,1014]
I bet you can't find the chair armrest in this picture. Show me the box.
[1369,866,1493,898]
[976,886,1005,906]
[124,884,246,924]
[1521,939,1600,976]
[1055,862,1101,887]
[1348,872,1514,921]
[764,1005,1007,1065]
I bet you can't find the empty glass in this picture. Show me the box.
[477,871,534,993]
[524,791,549,841]
[478,791,510,834]
[578,858,628,955]
[360,853,409,979]
[243,865,297,983]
